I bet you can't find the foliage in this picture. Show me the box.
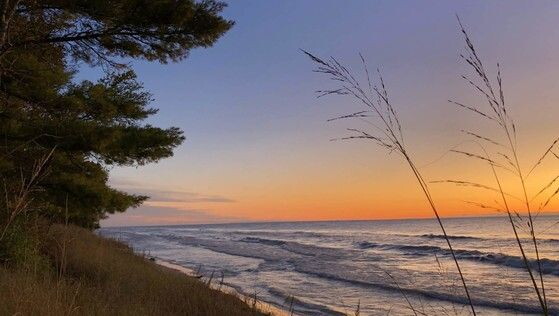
[0,0,233,229]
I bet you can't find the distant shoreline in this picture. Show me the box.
[102,212,559,229]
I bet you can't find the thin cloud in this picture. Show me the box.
[138,189,236,203]
[101,205,245,227]
[109,178,236,204]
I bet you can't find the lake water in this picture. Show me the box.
[98,216,559,315]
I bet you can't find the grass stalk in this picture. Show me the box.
[447,17,553,314]
[304,49,477,315]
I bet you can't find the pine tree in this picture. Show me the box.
[0,0,233,232]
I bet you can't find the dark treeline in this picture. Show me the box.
[0,0,232,265]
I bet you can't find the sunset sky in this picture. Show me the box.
[97,0,559,226]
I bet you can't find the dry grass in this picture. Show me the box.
[439,17,556,315]
[302,49,476,314]
[0,224,268,316]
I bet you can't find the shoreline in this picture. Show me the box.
[154,259,289,316]
[100,213,559,229]
[99,217,559,315]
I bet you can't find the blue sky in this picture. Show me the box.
[90,1,559,226]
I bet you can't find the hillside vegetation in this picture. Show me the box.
[0,224,267,316]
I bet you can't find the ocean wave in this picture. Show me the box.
[239,236,361,259]
[543,238,559,244]
[230,230,328,239]
[419,233,481,240]
[241,236,287,247]
[267,287,346,316]
[154,233,359,263]
[389,233,483,241]
[355,241,382,249]
[294,266,551,314]
[396,233,559,246]
[419,234,559,246]
[155,234,287,261]
[355,241,559,276]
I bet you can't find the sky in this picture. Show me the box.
[95,0,559,226]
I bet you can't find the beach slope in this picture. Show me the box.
[0,224,268,316]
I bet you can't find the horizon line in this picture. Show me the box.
[100,212,559,229]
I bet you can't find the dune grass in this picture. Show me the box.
[0,224,268,316]
[302,49,477,315]
[439,18,555,315]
